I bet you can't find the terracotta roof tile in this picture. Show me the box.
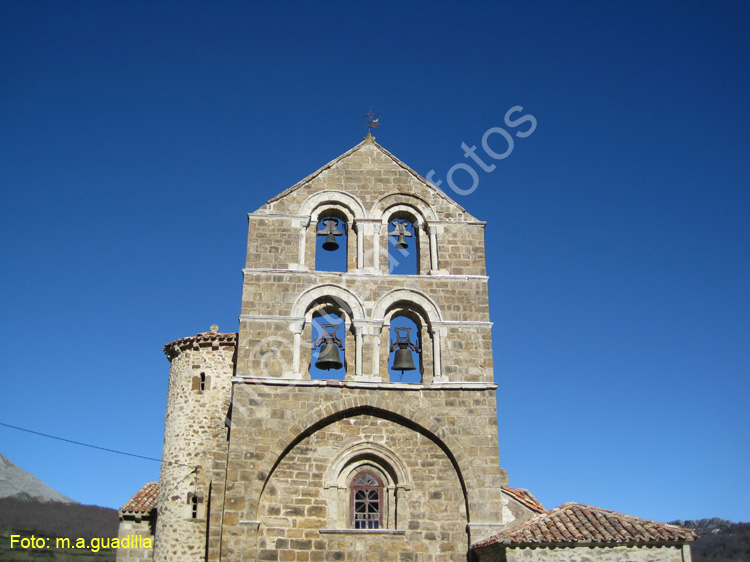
[164,332,237,360]
[503,487,546,514]
[473,502,697,549]
[119,482,159,514]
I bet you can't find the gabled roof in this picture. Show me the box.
[473,502,697,549]
[264,136,473,218]
[119,481,159,515]
[503,487,546,514]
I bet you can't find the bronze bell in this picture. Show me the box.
[313,323,344,371]
[392,347,416,372]
[390,326,418,373]
[315,342,343,370]
[322,233,339,252]
[319,218,343,252]
[389,219,413,251]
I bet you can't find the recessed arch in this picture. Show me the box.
[250,400,471,522]
[289,285,366,380]
[385,210,419,275]
[373,290,443,382]
[298,192,367,273]
[324,441,412,490]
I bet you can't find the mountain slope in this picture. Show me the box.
[670,519,750,562]
[0,454,77,503]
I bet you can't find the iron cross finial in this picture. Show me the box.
[362,108,380,139]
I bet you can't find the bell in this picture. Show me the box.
[392,347,416,372]
[395,234,408,250]
[322,233,339,251]
[315,342,343,370]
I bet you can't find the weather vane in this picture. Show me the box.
[362,108,380,139]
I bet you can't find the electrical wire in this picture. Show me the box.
[0,421,196,469]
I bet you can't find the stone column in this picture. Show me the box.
[354,220,364,269]
[352,321,364,379]
[290,320,304,377]
[426,222,441,274]
[291,216,311,270]
[431,326,446,382]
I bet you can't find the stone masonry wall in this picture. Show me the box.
[474,544,689,562]
[236,271,493,383]
[209,383,507,561]
[255,414,467,562]
[116,517,155,562]
[265,142,473,222]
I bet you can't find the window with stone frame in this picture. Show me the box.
[186,492,203,520]
[351,470,383,529]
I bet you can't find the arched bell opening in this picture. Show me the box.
[386,211,418,275]
[307,301,352,380]
[380,305,432,384]
[312,207,352,273]
[379,207,427,275]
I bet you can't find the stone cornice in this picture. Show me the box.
[231,377,497,391]
[241,268,489,281]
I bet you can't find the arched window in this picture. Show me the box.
[310,312,346,380]
[316,216,347,272]
[388,315,421,383]
[351,471,383,529]
[387,218,417,275]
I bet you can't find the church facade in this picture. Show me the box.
[116,137,695,562]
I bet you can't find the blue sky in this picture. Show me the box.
[1,1,748,523]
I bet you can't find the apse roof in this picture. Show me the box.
[473,502,697,549]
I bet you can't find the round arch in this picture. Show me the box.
[301,191,367,221]
[247,399,472,522]
[369,193,437,222]
[292,284,366,321]
[324,441,412,490]
[371,289,442,325]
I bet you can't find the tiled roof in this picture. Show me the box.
[164,331,237,360]
[503,487,546,514]
[473,502,697,549]
[120,482,159,514]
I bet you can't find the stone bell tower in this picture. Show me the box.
[197,134,510,562]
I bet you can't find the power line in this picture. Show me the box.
[0,421,195,469]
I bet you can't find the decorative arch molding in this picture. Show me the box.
[299,191,367,272]
[323,441,412,491]
[369,193,437,222]
[370,195,440,274]
[291,284,366,321]
[371,289,443,325]
[290,284,366,378]
[371,290,444,381]
[300,191,367,221]
[249,400,471,522]
[380,204,425,228]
